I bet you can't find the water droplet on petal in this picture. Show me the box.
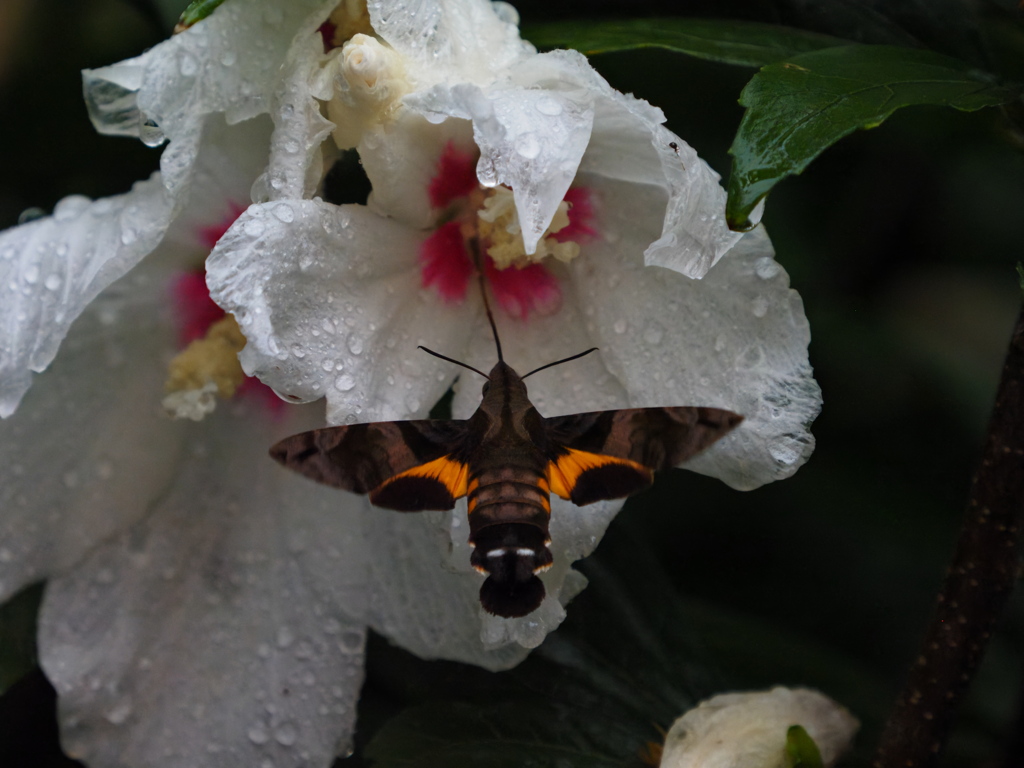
[276,625,295,649]
[769,438,801,465]
[515,132,541,159]
[535,96,563,116]
[244,218,266,237]
[612,319,627,335]
[273,721,298,746]
[334,374,356,391]
[22,265,39,284]
[272,203,294,223]
[247,725,269,745]
[751,296,769,318]
[45,274,62,291]
[337,630,363,654]
[755,257,780,280]
[104,699,132,725]
[179,52,199,76]
[642,323,664,345]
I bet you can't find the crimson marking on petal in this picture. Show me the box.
[420,222,474,303]
[428,142,480,210]
[170,262,284,416]
[485,258,562,320]
[197,201,247,250]
[238,376,287,417]
[553,187,597,243]
[171,271,225,347]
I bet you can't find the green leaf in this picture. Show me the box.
[784,725,825,768]
[726,45,1022,229]
[523,18,847,67]
[0,583,43,695]
[365,700,635,768]
[177,0,227,30]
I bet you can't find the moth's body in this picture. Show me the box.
[460,363,557,612]
[465,362,551,528]
[271,360,742,617]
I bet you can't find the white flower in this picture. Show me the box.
[0,0,345,418]
[660,687,859,768]
[0,125,531,767]
[207,0,820,645]
[0,0,821,765]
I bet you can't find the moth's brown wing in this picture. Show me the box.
[544,407,743,506]
[270,419,470,511]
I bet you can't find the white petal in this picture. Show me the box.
[363,492,619,658]
[661,687,859,768]
[0,174,173,418]
[39,402,367,768]
[450,280,630,419]
[567,176,821,490]
[368,0,532,86]
[0,263,184,602]
[206,200,474,423]
[161,115,275,254]
[85,0,334,198]
[523,48,743,278]
[358,111,475,230]
[360,502,531,667]
[1,113,272,419]
[252,25,337,203]
[405,52,596,255]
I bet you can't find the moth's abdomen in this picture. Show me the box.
[467,465,553,619]
[467,466,550,533]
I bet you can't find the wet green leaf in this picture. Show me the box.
[177,0,226,30]
[726,45,1021,229]
[524,18,846,67]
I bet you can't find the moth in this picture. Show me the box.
[270,300,742,619]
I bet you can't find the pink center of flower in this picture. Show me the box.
[419,142,596,321]
[171,205,283,415]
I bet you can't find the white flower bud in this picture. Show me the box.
[328,34,410,149]
[661,687,859,768]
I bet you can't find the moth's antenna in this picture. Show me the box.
[418,346,489,379]
[473,244,503,363]
[521,347,599,379]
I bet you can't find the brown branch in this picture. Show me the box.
[872,304,1024,768]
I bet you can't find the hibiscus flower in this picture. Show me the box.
[0,0,821,765]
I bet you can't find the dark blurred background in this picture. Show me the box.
[1,1,1023,766]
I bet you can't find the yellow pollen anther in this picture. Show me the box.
[163,315,248,420]
[476,187,579,270]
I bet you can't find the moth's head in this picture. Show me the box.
[481,360,528,407]
[471,523,553,618]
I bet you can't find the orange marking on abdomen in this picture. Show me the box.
[467,466,551,534]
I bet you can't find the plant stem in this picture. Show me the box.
[872,305,1024,767]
